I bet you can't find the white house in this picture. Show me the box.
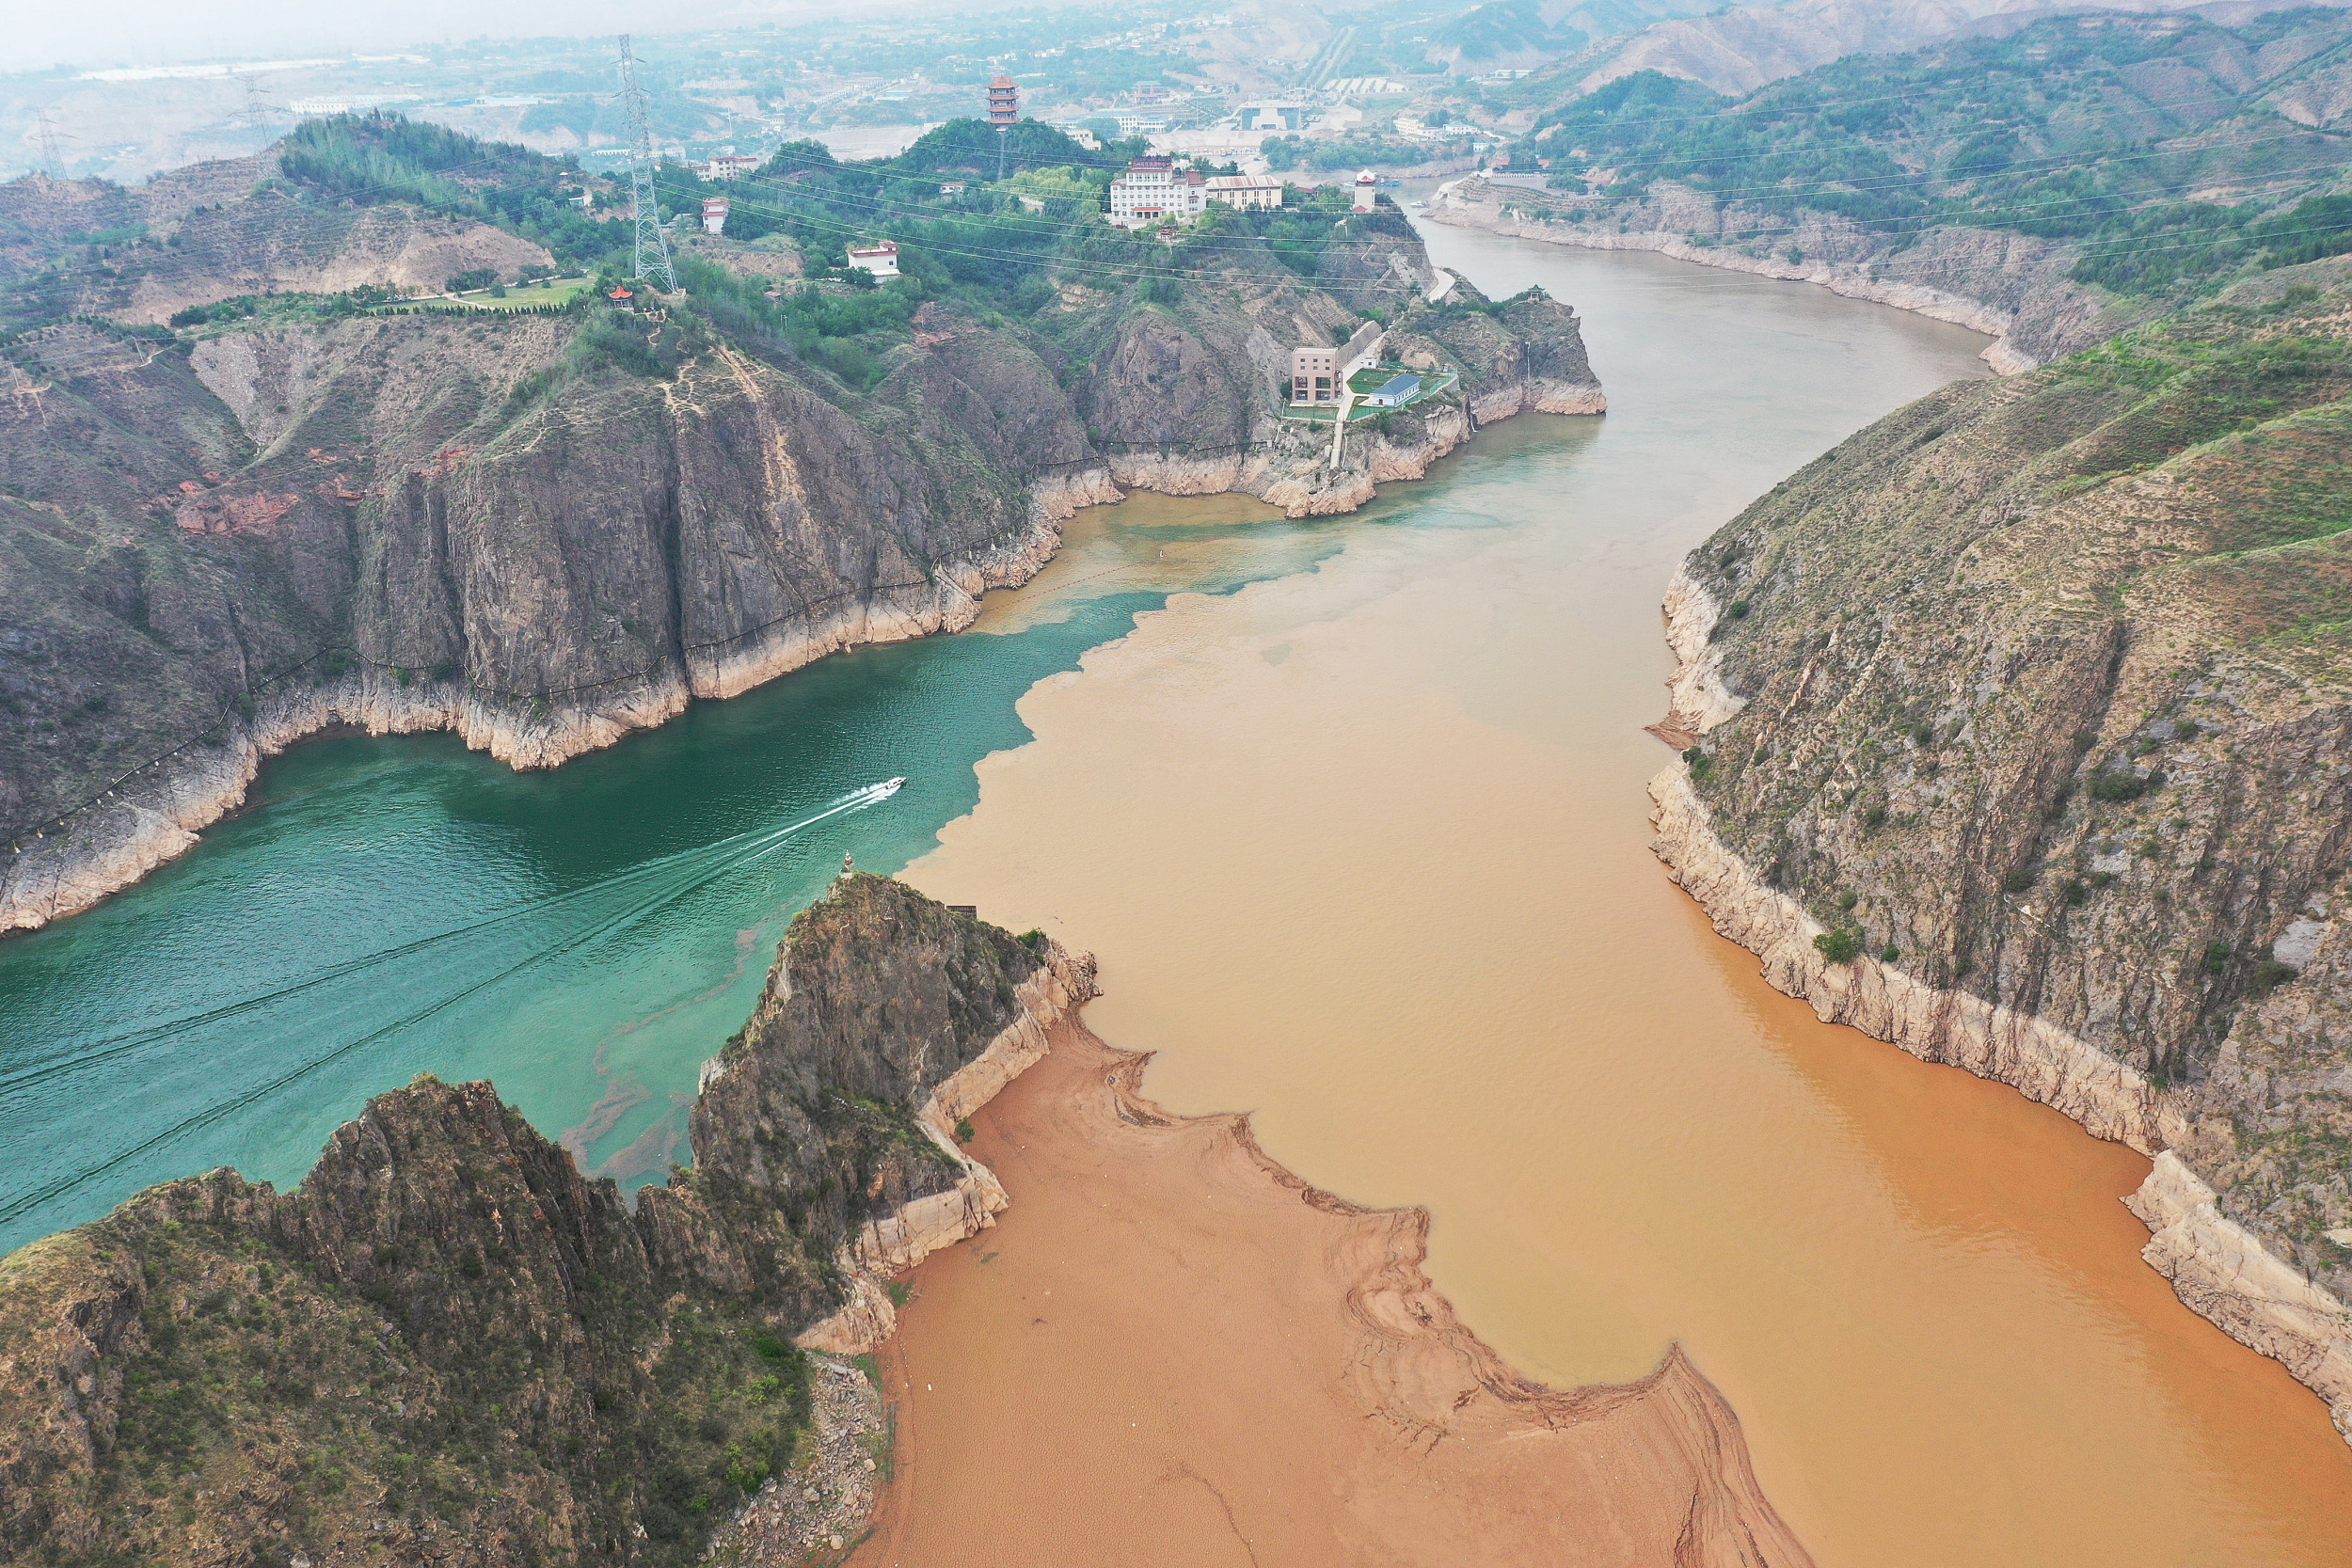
[690,152,761,181]
[700,197,730,235]
[1205,173,1284,211]
[846,240,899,278]
[1351,169,1377,212]
[1107,157,1207,228]
[1362,372,1421,407]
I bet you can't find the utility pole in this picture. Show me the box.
[617,35,676,292]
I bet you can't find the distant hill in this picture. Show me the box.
[1534,0,2352,99]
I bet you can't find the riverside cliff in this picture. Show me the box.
[1648,261,2352,1440]
[0,135,1600,935]
[1435,9,2352,372]
[0,874,1093,1565]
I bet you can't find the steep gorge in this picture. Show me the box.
[0,175,1601,935]
[1648,258,2352,1440]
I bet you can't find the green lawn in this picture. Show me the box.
[373,277,596,313]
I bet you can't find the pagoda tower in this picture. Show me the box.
[987,75,1019,180]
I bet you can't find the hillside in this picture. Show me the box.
[1534,0,2350,100]
[0,116,1602,935]
[1651,258,2352,1438]
[0,875,1091,1566]
[1434,8,2352,366]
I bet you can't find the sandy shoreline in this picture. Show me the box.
[849,1015,1811,1567]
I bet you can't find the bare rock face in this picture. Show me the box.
[1,204,1606,934]
[0,876,1089,1565]
[1427,172,2149,371]
[1648,271,2352,1440]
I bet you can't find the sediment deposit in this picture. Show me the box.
[858,1018,1811,1568]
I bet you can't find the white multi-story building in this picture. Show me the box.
[1107,157,1208,228]
[1205,174,1284,211]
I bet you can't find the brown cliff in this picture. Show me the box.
[0,874,1090,1566]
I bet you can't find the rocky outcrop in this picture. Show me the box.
[0,214,1601,934]
[0,875,1086,1565]
[1428,172,2147,371]
[1645,271,2352,1441]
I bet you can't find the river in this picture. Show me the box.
[5,221,2349,1562]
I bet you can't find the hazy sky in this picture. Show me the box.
[8,0,902,74]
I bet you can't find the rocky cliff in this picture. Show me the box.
[0,874,1093,1566]
[1647,261,2352,1440]
[0,165,1600,934]
[1445,7,2352,371]
[1430,171,2140,372]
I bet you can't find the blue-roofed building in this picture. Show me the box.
[1363,372,1422,407]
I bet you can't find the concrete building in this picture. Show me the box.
[690,152,760,181]
[1237,102,1309,132]
[1108,156,1207,227]
[1289,345,1337,404]
[1352,169,1377,212]
[700,196,730,235]
[1205,173,1284,210]
[846,240,899,278]
[1289,321,1385,405]
[1362,372,1421,407]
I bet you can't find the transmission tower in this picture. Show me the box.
[34,111,69,179]
[617,35,676,293]
[232,79,285,133]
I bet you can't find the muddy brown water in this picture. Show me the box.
[875,233,2352,1566]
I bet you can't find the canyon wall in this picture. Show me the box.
[0,215,1601,934]
[0,874,1089,1566]
[1646,265,2352,1440]
[1427,171,2153,371]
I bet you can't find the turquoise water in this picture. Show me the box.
[0,512,1352,1252]
[0,221,1996,1258]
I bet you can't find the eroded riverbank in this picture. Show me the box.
[883,238,2352,1565]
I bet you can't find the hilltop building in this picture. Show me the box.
[1205,173,1283,210]
[700,197,730,234]
[1108,156,1207,227]
[689,152,760,181]
[987,76,1019,125]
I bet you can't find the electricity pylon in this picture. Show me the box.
[617,35,675,292]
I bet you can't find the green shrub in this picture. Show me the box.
[2090,769,2146,801]
[1880,943,1900,962]
[1682,745,1713,782]
[1836,890,1858,910]
[953,1117,975,1144]
[2253,958,2298,991]
[1726,599,1751,619]
[2063,879,2089,907]
[2002,866,2037,894]
[2202,941,2233,974]
[1814,928,1861,963]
